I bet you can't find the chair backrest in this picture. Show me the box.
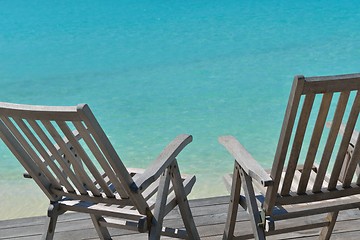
[0,103,147,212]
[264,74,360,212]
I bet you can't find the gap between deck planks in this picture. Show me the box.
[1,196,360,240]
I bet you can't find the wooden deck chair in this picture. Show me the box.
[0,102,200,240]
[220,73,360,240]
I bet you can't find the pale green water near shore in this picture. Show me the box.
[1,0,360,220]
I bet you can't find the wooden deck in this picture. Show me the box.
[1,195,360,240]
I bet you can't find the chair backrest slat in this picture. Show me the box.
[72,121,128,198]
[264,76,304,212]
[280,94,315,195]
[0,120,56,200]
[312,91,350,192]
[342,134,360,187]
[0,116,62,189]
[42,120,102,196]
[78,107,135,198]
[28,119,88,194]
[356,157,360,185]
[296,92,333,194]
[78,105,148,213]
[328,91,360,189]
[57,121,115,198]
[13,118,75,191]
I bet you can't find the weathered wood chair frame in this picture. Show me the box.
[220,74,360,240]
[0,102,200,240]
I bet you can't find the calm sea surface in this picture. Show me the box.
[1,0,360,219]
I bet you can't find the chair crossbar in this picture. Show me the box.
[56,120,114,197]
[1,116,62,189]
[14,118,75,191]
[42,120,101,196]
[29,119,87,194]
[0,120,56,200]
[73,121,130,199]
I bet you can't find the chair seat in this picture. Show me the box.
[59,199,145,219]
[224,165,360,221]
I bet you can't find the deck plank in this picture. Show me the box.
[1,196,360,239]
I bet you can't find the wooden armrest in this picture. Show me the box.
[132,134,193,192]
[219,136,273,187]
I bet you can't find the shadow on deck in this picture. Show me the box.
[1,196,360,239]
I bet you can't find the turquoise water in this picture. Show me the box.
[1,0,360,219]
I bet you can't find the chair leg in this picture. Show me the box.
[223,162,242,240]
[149,168,171,240]
[90,214,112,240]
[240,168,266,240]
[42,214,58,240]
[41,202,60,240]
[171,160,200,240]
[319,211,339,240]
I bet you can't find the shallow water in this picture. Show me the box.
[1,0,360,219]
